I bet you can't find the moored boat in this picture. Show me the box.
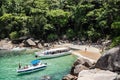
[35,47,71,59]
[17,60,47,73]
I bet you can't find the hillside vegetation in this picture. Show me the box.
[0,0,120,46]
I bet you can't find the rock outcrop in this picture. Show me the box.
[63,45,120,80]
[73,64,88,76]
[78,69,117,80]
[62,74,77,80]
[0,40,13,50]
[26,39,36,46]
[63,57,94,80]
[70,57,94,76]
[114,75,120,80]
[95,45,120,72]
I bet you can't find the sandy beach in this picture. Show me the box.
[52,44,102,61]
[72,50,101,60]
[69,45,101,62]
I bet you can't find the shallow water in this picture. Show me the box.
[0,52,77,80]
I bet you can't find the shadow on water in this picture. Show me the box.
[0,50,25,58]
[35,54,72,60]
[17,67,69,80]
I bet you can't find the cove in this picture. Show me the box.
[0,51,77,80]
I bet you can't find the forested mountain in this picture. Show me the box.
[0,0,120,46]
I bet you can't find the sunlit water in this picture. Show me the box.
[0,51,77,80]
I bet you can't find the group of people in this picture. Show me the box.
[18,63,29,69]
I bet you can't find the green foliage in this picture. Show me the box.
[111,22,120,37]
[87,30,100,42]
[47,33,58,41]
[44,24,54,30]
[47,9,70,35]
[47,9,70,26]
[0,0,120,45]
[99,21,107,27]
[66,29,75,39]
[110,36,120,47]
[0,13,12,21]
[111,22,120,29]
[9,31,19,39]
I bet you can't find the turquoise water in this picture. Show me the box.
[0,52,77,80]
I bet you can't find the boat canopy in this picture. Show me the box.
[31,60,40,65]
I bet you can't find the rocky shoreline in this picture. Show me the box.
[62,57,95,80]
[0,38,114,80]
[63,45,120,80]
[0,38,75,50]
[0,37,111,51]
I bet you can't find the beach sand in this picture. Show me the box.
[44,43,102,62]
[72,50,101,61]
[70,45,102,62]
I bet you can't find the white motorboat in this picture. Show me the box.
[17,60,47,73]
[35,47,71,59]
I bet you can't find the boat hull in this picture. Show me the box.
[38,52,71,59]
[17,64,47,73]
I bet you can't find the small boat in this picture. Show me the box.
[17,60,47,73]
[35,47,71,59]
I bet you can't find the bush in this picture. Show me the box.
[111,22,120,29]
[66,29,75,39]
[9,31,19,39]
[110,36,120,47]
[47,33,58,41]
[87,30,101,42]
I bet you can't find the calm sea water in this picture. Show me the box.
[0,51,77,80]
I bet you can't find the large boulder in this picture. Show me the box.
[38,43,43,49]
[78,69,117,80]
[19,36,29,40]
[73,64,88,76]
[95,45,120,72]
[114,75,120,80]
[0,40,13,50]
[12,36,29,44]
[71,58,94,76]
[62,74,77,80]
[26,39,36,46]
[73,58,93,68]
[43,43,50,47]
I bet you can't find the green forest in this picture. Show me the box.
[0,0,120,46]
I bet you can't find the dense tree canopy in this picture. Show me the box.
[0,0,120,45]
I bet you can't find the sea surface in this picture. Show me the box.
[0,51,77,80]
